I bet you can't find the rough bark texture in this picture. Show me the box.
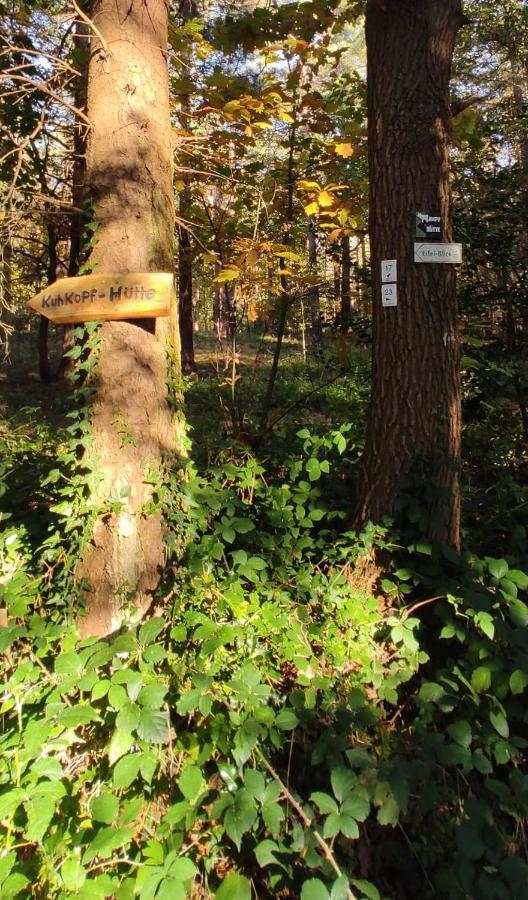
[78,0,179,636]
[354,0,464,547]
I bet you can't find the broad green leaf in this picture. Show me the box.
[419,682,444,703]
[138,617,165,646]
[274,709,299,730]
[91,794,119,825]
[310,792,338,815]
[488,558,508,580]
[216,872,251,900]
[341,786,370,822]
[167,857,198,882]
[178,766,204,803]
[331,766,356,802]
[108,729,134,765]
[510,669,528,695]
[113,754,141,789]
[223,788,257,850]
[301,879,330,900]
[24,798,55,843]
[351,880,380,900]
[61,859,87,891]
[137,707,168,743]
[59,705,100,729]
[447,720,472,748]
[489,709,509,738]
[330,876,350,900]
[82,826,134,863]
[262,800,284,837]
[244,768,265,801]
[471,666,491,693]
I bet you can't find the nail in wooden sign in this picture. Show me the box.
[27,272,174,324]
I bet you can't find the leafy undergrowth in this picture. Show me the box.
[1,340,528,899]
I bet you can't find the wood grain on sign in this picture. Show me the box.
[27,272,174,324]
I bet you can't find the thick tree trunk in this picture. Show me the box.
[77,0,179,636]
[354,0,465,547]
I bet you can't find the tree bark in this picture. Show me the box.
[307,219,322,347]
[340,234,351,331]
[77,0,179,636]
[354,0,465,548]
[178,179,196,373]
[177,0,197,374]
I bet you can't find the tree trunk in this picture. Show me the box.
[77,0,179,636]
[354,0,465,548]
[307,219,321,347]
[178,179,196,373]
[340,234,351,331]
[177,0,197,374]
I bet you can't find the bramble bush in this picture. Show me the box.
[1,338,528,899]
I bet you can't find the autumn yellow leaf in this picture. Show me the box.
[334,142,354,158]
[317,190,335,208]
[304,201,319,216]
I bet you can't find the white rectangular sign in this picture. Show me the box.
[381,259,397,282]
[381,284,397,307]
[414,243,462,264]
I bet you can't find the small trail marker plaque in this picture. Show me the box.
[27,272,174,324]
[414,243,462,264]
[381,259,397,282]
[381,284,397,307]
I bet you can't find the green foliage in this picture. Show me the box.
[2,369,528,898]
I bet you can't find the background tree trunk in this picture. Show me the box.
[340,234,351,331]
[178,178,196,373]
[354,0,465,547]
[77,0,179,636]
[307,219,321,347]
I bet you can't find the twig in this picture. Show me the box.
[71,0,109,54]
[400,596,445,623]
[256,749,357,899]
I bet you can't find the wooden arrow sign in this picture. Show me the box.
[27,272,174,324]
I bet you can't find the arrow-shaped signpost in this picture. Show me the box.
[27,272,174,324]
[414,243,463,264]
